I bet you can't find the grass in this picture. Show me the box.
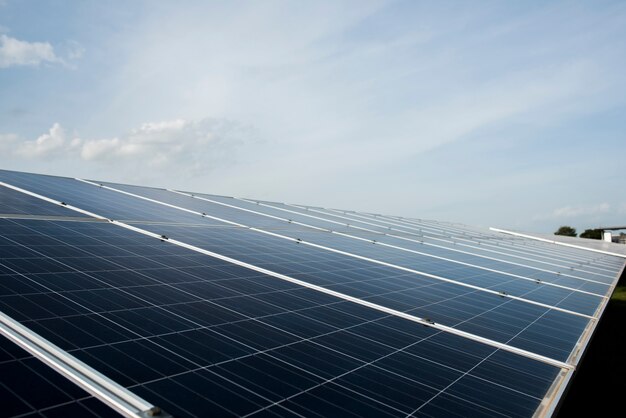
[610,285,626,303]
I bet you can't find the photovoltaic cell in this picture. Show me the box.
[0,185,92,219]
[69,183,606,320]
[96,181,296,230]
[112,188,614,295]
[126,222,591,362]
[0,334,113,417]
[0,217,564,417]
[0,170,220,225]
[372,215,623,273]
[265,203,617,283]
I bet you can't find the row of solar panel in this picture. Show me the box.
[0,174,614,362]
[0,169,623,417]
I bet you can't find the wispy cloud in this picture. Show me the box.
[534,203,612,221]
[0,32,84,69]
[0,34,58,68]
[2,118,258,178]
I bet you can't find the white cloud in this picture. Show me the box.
[534,203,612,221]
[0,34,58,68]
[15,123,70,157]
[4,118,256,179]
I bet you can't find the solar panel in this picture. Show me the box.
[0,185,92,220]
[0,169,623,418]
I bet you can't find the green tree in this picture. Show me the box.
[554,226,577,237]
[579,229,602,240]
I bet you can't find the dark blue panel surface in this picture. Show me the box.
[0,170,219,225]
[0,334,110,417]
[139,222,591,362]
[97,181,295,230]
[150,191,613,294]
[367,214,623,277]
[0,218,561,417]
[262,203,617,284]
[0,185,91,218]
[103,187,607,312]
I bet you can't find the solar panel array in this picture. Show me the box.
[0,169,623,418]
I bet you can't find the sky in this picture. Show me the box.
[1,0,625,233]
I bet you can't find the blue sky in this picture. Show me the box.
[1,0,625,233]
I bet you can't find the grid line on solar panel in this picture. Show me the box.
[0,334,117,418]
[0,171,221,226]
[371,213,623,272]
[0,218,565,417]
[279,205,624,281]
[0,178,608,368]
[31,174,616,290]
[243,280,580,418]
[117,189,595,324]
[335,222,620,285]
[490,227,626,259]
[168,190,608,299]
[0,313,156,418]
[294,204,621,277]
[77,180,601,320]
[127,225,581,368]
[0,187,580,372]
[0,185,93,220]
[0,222,434,414]
[221,192,622,281]
[398,217,626,266]
[20,178,600,364]
[240,197,617,285]
[287,203,618,282]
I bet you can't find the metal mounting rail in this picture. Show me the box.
[0,312,163,418]
[245,199,614,283]
[293,203,616,279]
[75,179,594,319]
[3,180,574,370]
[110,223,576,371]
[240,200,611,289]
[397,216,621,267]
[170,191,605,298]
[373,213,621,271]
[490,228,626,259]
[0,184,169,418]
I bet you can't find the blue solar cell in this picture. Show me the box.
[97,181,296,229]
[0,185,92,218]
[277,204,617,283]
[132,222,590,361]
[0,170,219,224]
[0,217,564,417]
[68,183,604,317]
[0,334,108,418]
